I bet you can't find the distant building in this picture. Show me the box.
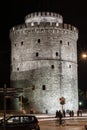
[9,12,78,114]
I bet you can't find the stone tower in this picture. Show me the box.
[9,12,78,114]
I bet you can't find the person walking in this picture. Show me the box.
[63,109,66,117]
[71,110,74,117]
[55,110,59,118]
[58,110,63,125]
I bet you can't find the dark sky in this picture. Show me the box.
[0,0,87,90]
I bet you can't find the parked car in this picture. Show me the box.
[0,115,40,130]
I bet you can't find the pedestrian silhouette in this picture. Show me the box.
[58,110,63,125]
[55,110,59,118]
[63,109,66,117]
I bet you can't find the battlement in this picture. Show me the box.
[25,12,63,24]
[25,12,63,19]
[10,22,78,33]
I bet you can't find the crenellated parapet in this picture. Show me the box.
[25,12,63,24]
[25,12,62,18]
[10,12,78,36]
[10,12,78,34]
[10,22,78,34]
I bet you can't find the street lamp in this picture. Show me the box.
[79,101,83,110]
[81,52,87,60]
[79,101,82,106]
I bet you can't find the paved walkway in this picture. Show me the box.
[36,113,87,130]
[34,113,87,120]
[39,119,85,130]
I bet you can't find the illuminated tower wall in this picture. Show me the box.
[10,12,78,114]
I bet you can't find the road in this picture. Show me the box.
[39,119,86,130]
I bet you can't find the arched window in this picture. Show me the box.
[36,52,39,57]
[60,40,62,44]
[56,52,58,56]
[42,85,46,90]
[38,39,40,43]
[21,41,23,45]
[51,65,54,69]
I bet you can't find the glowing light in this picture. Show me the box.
[81,53,87,59]
[79,101,82,106]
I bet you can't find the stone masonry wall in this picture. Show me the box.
[10,12,78,114]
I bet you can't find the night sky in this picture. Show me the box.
[0,0,87,90]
